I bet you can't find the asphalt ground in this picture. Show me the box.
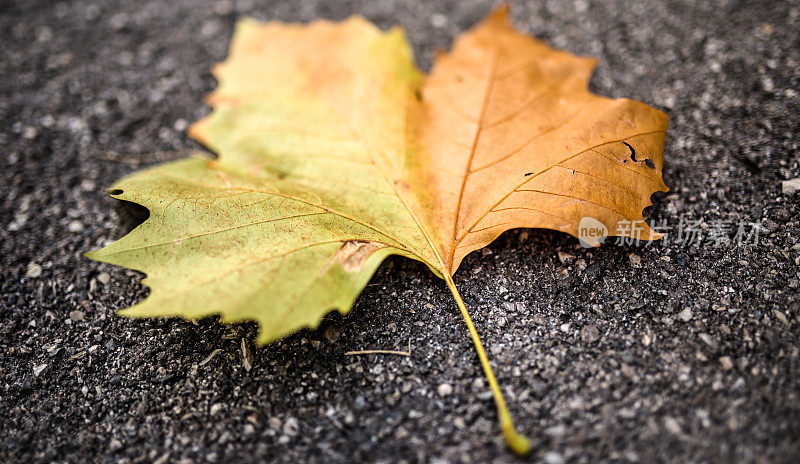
[1,0,799,462]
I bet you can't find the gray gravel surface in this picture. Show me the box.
[2,0,800,462]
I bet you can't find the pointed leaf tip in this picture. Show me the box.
[488,3,511,22]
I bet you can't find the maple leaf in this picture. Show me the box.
[88,6,668,454]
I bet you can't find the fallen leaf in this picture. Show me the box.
[88,6,668,454]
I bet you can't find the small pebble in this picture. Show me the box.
[773,310,789,327]
[628,253,642,268]
[97,273,111,285]
[719,356,733,370]
[68,220,84,233]
[677,307,693,322]
[33,364,47,377]
[621,363,636,379]
[282,417,299,436]
[268,417,281,430]
[543,451,565,464]
[69,310,85,322]
[80,179,96,191]
[430,13,447,28]
[210,403,224,415]
[437,383,453,396]
[781,178,800,195]
[580,324,600,343]
[664,416,682,435]
[173,118,189,132]
[353,395,367,410]
[26,263,42,278]
[22,126,37,139]
[558,251,575,264]
[699,333,717,348]
[324,326,340,343]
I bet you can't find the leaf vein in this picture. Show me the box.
[101,212,331,256]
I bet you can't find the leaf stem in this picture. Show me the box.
[443,273,531,456]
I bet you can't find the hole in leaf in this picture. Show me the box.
[622,141,636,162]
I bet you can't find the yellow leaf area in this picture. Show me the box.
[88,6,667,454]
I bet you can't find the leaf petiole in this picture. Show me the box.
[443,273,531,456]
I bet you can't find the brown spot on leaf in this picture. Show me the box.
[336,241,385,273]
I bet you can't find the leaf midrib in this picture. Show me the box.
[447,48,500,272]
